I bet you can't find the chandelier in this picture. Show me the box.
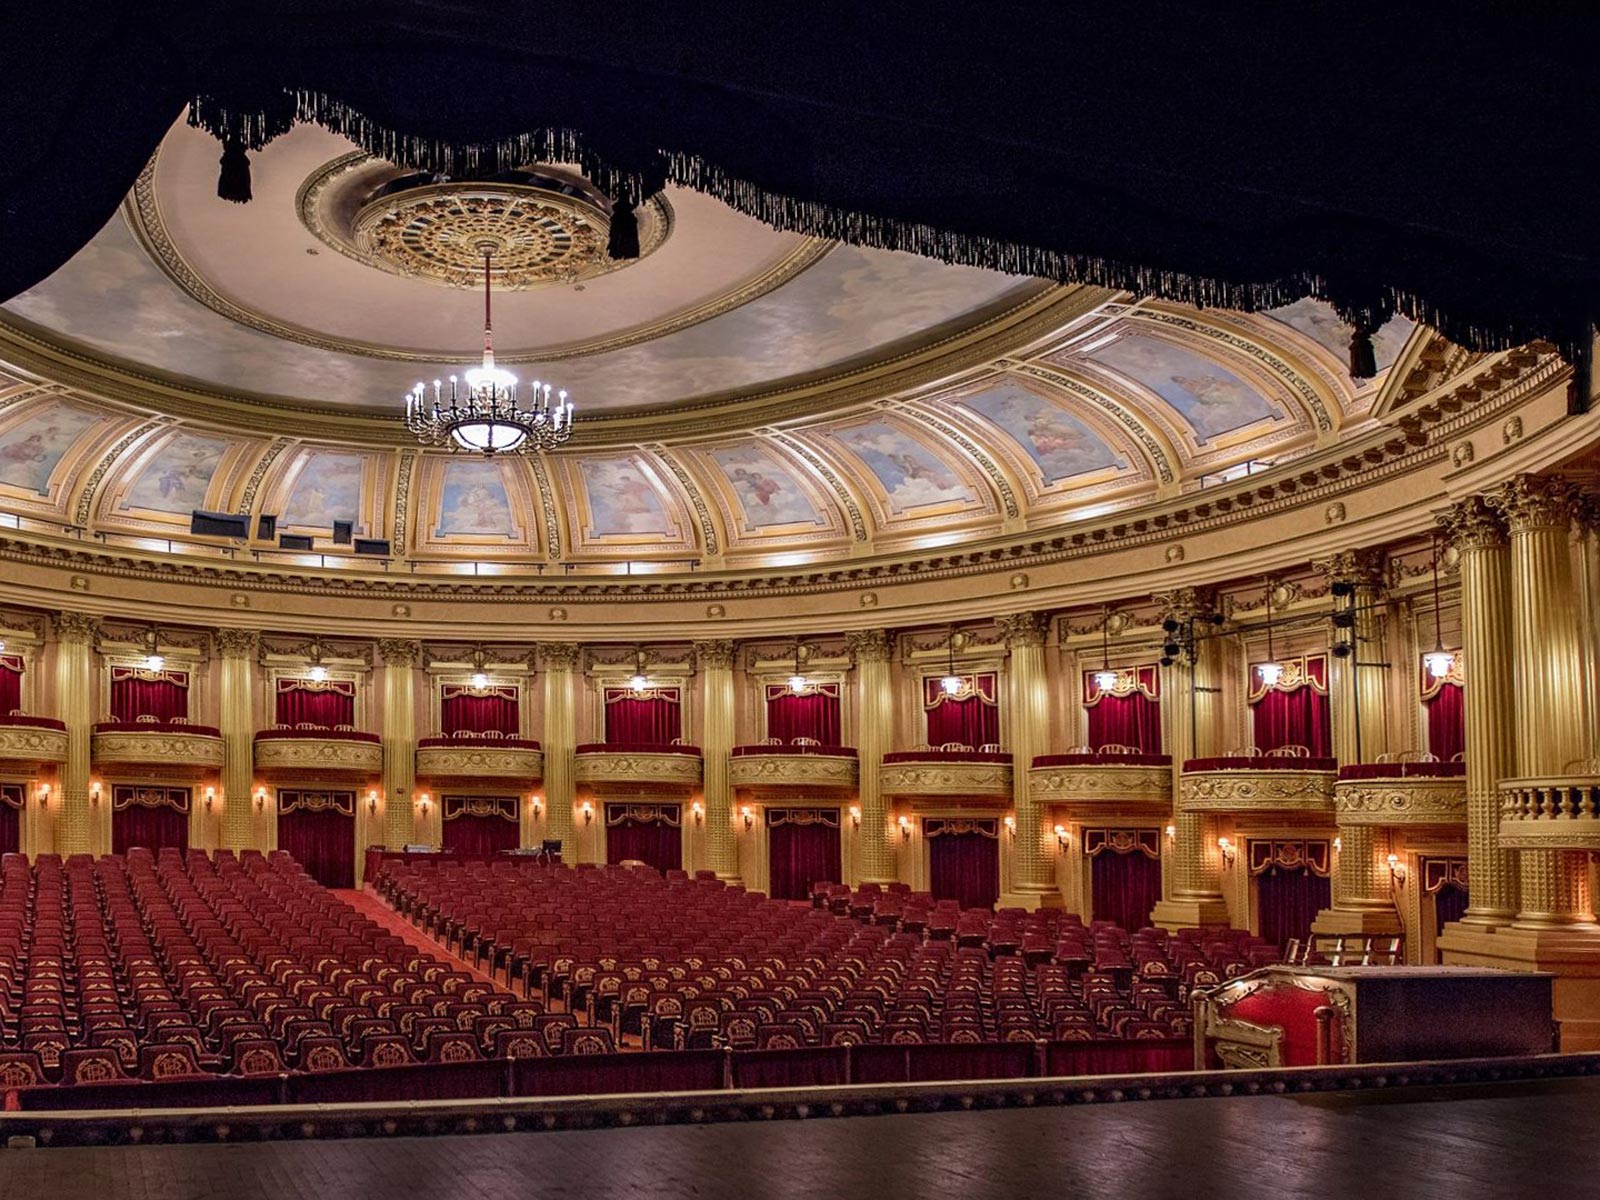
[404,246,574,455]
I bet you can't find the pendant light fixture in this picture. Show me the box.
[628,647,651,694]
[306,637,328,682]
[1093,608,1119,692]
[788,641,808,694]
[143,627,165,673]
[1257,583,1284,687]
[1424,536,1456,679]
[940,629,964,696]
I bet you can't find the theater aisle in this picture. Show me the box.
[335,889,503,992]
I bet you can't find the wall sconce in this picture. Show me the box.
[417,792,431,817]
[85,781,97,807]
[740,805,753,831]
[897,815,911,840]
[848,804,860,828]
[204,786,216,812]
[1217,836,1236,867]
[254,787,267,812]
[1387,852,1407,886]
[367,789,379,816]
[1003,814,1016,836]
[1333,835,1343,853]
[1053,824,1069,850]
[1164,824,1175,840]
[581,800,594,825]
[691,800,704,824]
[531,795,543,817]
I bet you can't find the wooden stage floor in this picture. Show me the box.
[0,1073,1593,1199]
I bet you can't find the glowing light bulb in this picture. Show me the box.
[940,674,963,696]
[144,654,165,672]
[470,671,489,689]
[1094,668,1119,691]
[1424,649,1455,679]
[309,664,328,682]
[788,673,808,693]
[1256,661,1283,687]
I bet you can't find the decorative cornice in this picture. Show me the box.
[1312,546,1388,592]
[0,725,69,766]
[728,753,858,791]
[1029,764,1173,806]
[378,639,422,668]
[1492,474,1577,535]
[1334,777,1467,826]
[1179,768,1337,813]
[92,729,226,773]
[1439,495,1508,553]
[415,744,545,782]
[694,640,737,671]
[572,749,703,790]
[846,629,892,665]
[879,760,1013,798]
[254,736,384,776]
[53,611,99,643]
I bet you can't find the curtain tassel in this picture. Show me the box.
[217,135,252,204]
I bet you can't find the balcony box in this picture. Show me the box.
[879,749,1013,801]
[1334,761,1466,827]
[1179,755,1338,814]
[573,742,703,795]
[253,725,383,780]
[92,718,224,779]
[730,743,858,793]
[415,734,544,787]
[0,714,68,773]
[1030,751,1173,814]
[1499,770,1600,851]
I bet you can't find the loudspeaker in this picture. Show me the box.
[353,538,391,556]
[189,510,249,539]
[278,533,314,551]
[332,520,353,545]
[256,514,277,540]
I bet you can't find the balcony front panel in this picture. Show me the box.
[415,735,544,785]
[0,716,68,772]
[92,720,225,778]
[1030,752,1173,812]
[1179,757,1337,814]
[573,743,703,794]
[879,751,1013,800]
[1498,775,1600,850]
[729,745,858,792]
[254,728,384,780]
[1334,762,1466,827]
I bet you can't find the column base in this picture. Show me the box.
[998,886,1065,911]
[1437,922,1600,1050]
[1311,904,1402,937]
[1150,896,1231,931]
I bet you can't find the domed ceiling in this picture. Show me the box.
[0,115,1419,574]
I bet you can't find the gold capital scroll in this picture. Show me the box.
[1439,494,1508,553]
[536,642,580,671]
[694,640,737,671]
[845,629,892,665]
[215,628,258,660]
[53,611,99,643]
[1493,473,1577,534]
[377,638,421,668]
[997,611,1050,649]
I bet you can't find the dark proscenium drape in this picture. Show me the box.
[767,809,841,900]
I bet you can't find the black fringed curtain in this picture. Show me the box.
[1255,867,1331,951]
[278,804,356,888]
[767,812,841,900]
[1435,885,1469,932]
[1090,846,1162,935]
[927,829,999,911]
[606,807,682,873]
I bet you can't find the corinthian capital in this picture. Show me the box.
[1493,474,1577,534]
[215,628,259,659]
[536,642,580,671]
[996,611,1049,649]
[53,611,99,643]
[694,640,737,671]
[377,639,421,667]
[845,629,892,665]
[1439,495,1507,553]
[1312,547,1387,592]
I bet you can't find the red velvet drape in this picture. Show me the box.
[1252,688,1331,756]
[113,803,189,855]
[604,691,681,744]
[0,792,19,856]
[767,691,842,744]
[1425,683,1465,762]
[1091,848,1162,934]
[1434,884,1469,932]
[0,659,20,715]
[928,830,999,910]
[1255,866,1331,951]
[441,692,519,735]
[442,812,520,856]
[1087,694,1161,754]
[110,674,187,722]
[278,808,356,888]
[275,684,355,729]
[925,697,999,748]
[605,812,683,872]
[767,818,842,900]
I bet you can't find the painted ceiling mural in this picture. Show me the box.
[1083,332,1283,444]
[1265,299,1416,376]
[706,443,830,532]
[955,380,1128,487]
[820,419,979,516]
[119,430,231,515]
[0,400,112,496]
[434,459,519,540]
[279,450,369,534]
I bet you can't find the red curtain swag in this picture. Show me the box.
[766,809,842,900]
[923,674,999,748]
[765,686,842,744]
[109,667,188,723]
[1251,688,1331,756]
[1089,841,1163,934]
[603,688,682,744]
[605,805,683,873]
[0,656,21,715]
[275,680,355,729]
[441,686,519,736]
[1424,682,1464,762]
[1087,693,1161,754]
[277,793,356,888]
[926,820,1000,911]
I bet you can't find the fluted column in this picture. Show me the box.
[1152,591,1229,928]
[847,630,895,884]
[1439,495,1519,926]
[998,612,1057,907]
[1314,549,1401,934]
[52,612,97,856]
[216,629,260,851]
[696,640,739,881]
[378,640,420,851]
[538,644,578,856]
[1498,477,1593,928]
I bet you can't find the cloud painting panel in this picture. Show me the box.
[827,422,974,513]
[1267,298,1416,375]
[122,432,229,513]
[435,459,517,537]
[281,451,366,531]
[1089,334,1280,442]
[960,382,1125,485]
[0,403,104,494]
[709,445,826,529]
[581,457,676,536]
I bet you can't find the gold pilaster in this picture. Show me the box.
[538,643,578,857]
[997,612,1059,908]
[51,612,97,857]
[216,629,259,852]
[847,629,895,885]
[378,640,420,853]
[696,640,739,881]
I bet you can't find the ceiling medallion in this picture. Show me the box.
[354,183,609,289]
[405,247,575,455]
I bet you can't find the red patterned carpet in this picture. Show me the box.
[334,889,505,992]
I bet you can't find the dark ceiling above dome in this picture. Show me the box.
[2,3,1596,377]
